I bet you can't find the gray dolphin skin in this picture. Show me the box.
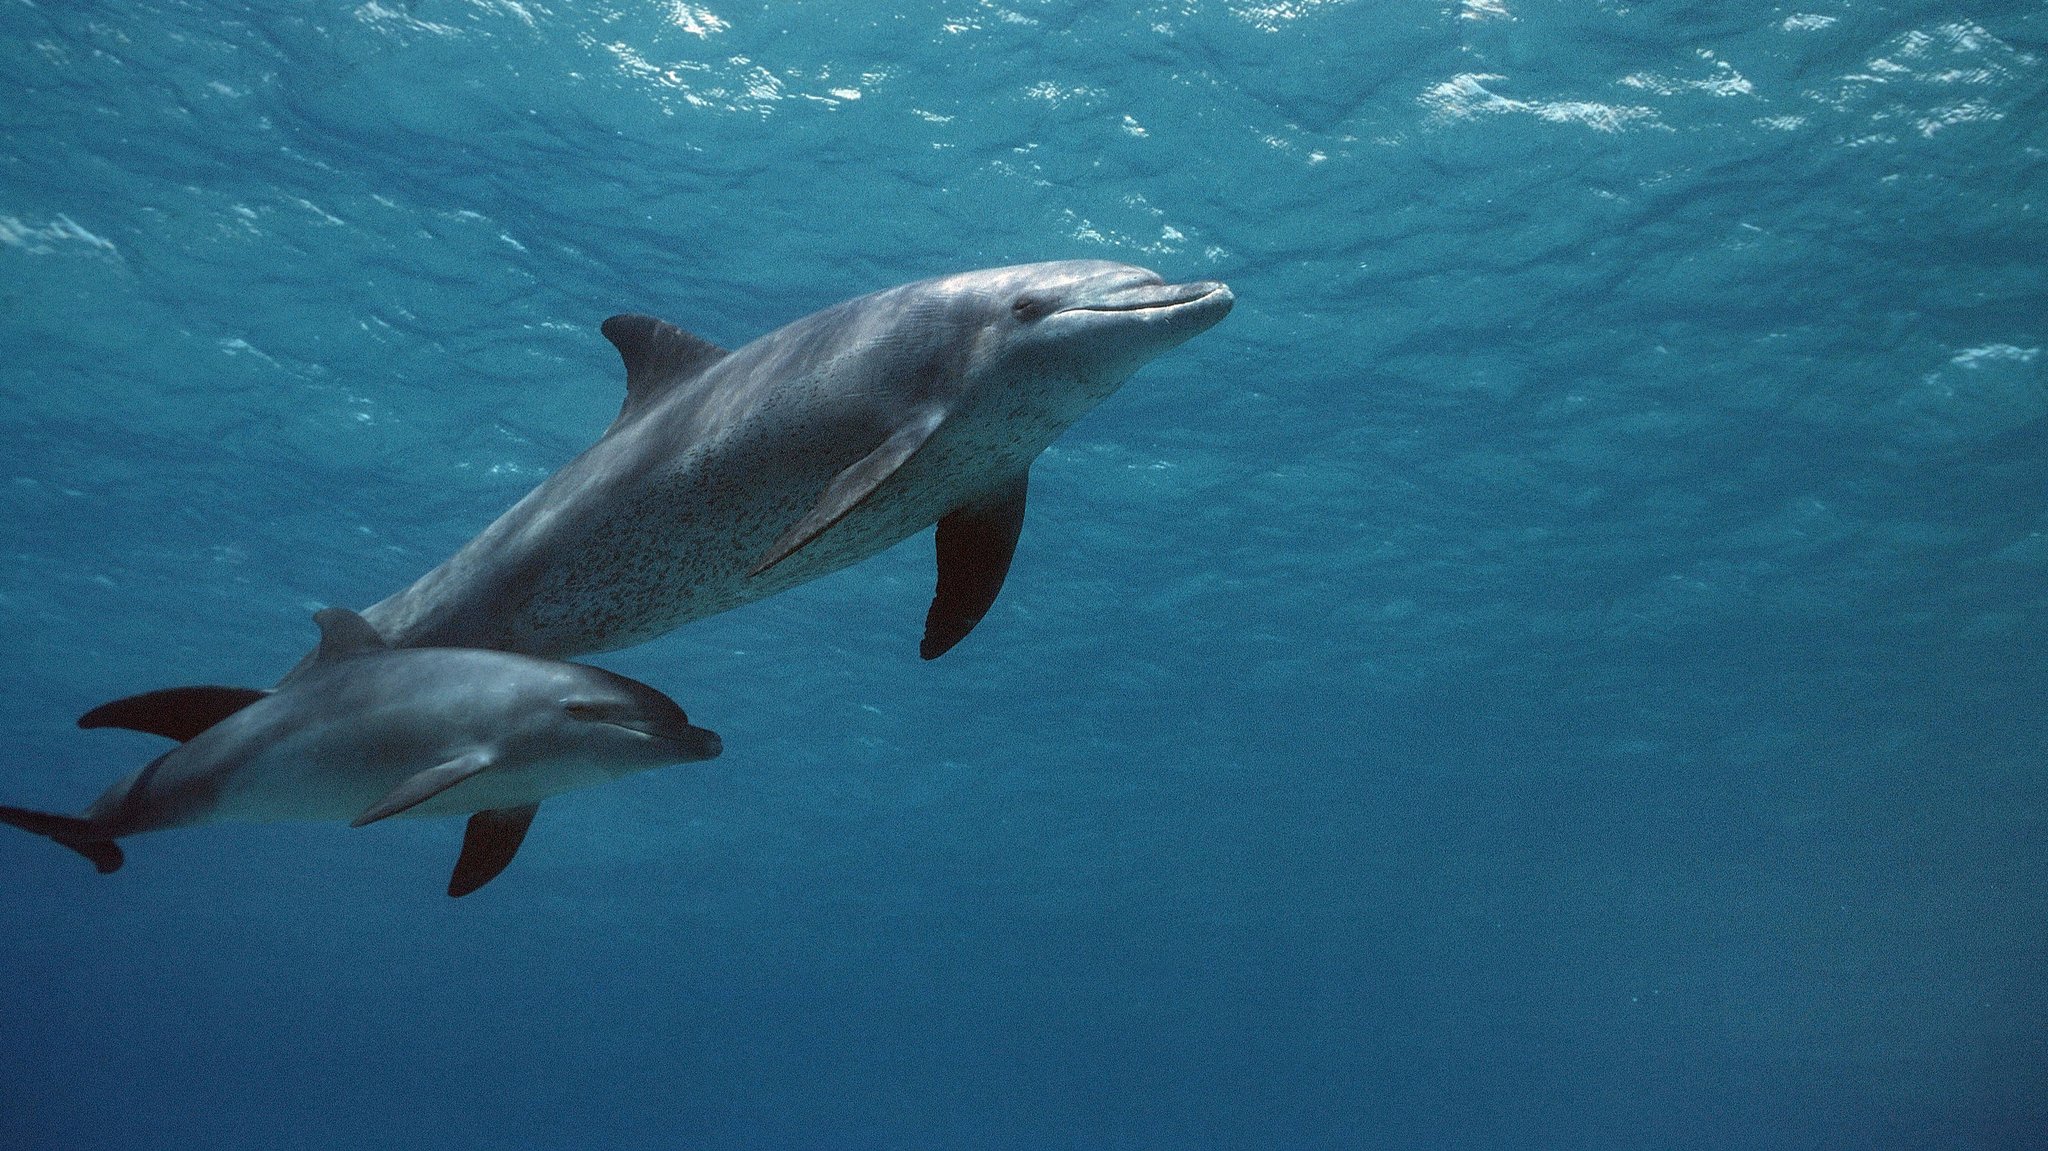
[0,609,722,896]
[358,260,1233,663]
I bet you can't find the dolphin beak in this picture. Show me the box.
[1064,278,1228,314]
[1056,279,1234,335]
[601,719,724,760]
[688,726,723,759]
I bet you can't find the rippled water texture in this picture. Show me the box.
[3,2,2045,1147]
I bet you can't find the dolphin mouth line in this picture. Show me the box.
[600,721,723,757]
[1060,283,1229,316]
[599,720,693,743]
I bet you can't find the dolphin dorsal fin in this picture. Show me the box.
[311,608,391,664]
[599,313,729,428]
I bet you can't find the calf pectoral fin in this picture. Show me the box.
[749,408,948,577]
[922,471,1030,660]
[351,751,495,828]
[78,686,269,743]
[448,803,539,898]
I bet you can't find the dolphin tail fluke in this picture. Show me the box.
[0,805,124,874]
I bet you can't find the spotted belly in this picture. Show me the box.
[514,414,1048,655]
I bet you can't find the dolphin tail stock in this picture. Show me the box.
[0,805,124,874]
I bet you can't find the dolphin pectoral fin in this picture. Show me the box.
[0,805,124,874]
[922,471,1030,660]
[78,686,270,743]
[350,751,495,828]
[447,802,539,898]
[749,408,948,577]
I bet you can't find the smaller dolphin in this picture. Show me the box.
[0,608,722,896]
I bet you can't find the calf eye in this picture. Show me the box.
[1012,294,1051,322]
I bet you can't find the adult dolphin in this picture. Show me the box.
[359,259,1232,662]
[2,610,722,896]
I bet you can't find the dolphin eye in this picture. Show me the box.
[562,699,608,720]
[1012,294,1052,322]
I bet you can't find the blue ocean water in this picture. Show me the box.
[3,0,2045,1146]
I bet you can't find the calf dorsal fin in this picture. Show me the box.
[311,608,390,663]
